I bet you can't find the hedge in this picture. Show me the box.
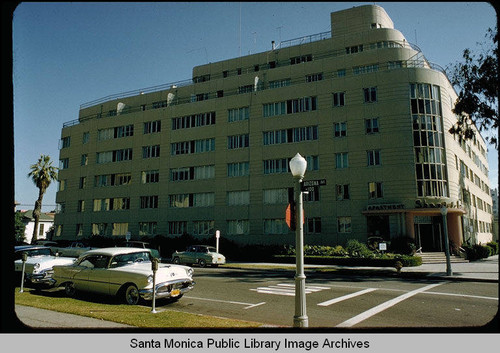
[273,255,422,267]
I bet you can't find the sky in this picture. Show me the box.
[12,2,498,212]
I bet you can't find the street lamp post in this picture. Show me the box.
[289,153,308,328]
[440,206,453,276]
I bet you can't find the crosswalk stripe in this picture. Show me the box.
[250,283,331,296]
[318,288,377,306]
[336,282,444,328]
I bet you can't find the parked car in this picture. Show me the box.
[14,245,75,286]
[120,241,161,259]
[171,245,226,267]
[52,247,194,305]
[50,242,97,257]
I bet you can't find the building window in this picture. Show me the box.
[38,223,45,236]
[172,112,216,130]
[303,187,320,202]
[77,200,85,212]
[333,92,345,107]
[152,100,167,109]
[59,158,69,169]
[76,224,83,237]
[58,179,66,191]
[228,107,249,122]
[223,70,228,78]
[144,120,161,134]
[81,154,88,166]
[269,78,290,89]
[263,126,318,145]
[95,173,131,187]
[368,182,384,199]
[96,149,133,164]
[193,221,214,236]
[365,118,379,134]
[263,188,288,204]
[139,222,157,236]
[264,158,289,175]
[227,162,249,177]
[346,44,363,54]
[290,54,312,65]
[305,73,323,82]
[337,217,352,233]
[169,193,214,208]
[411,83,448,197]
[336,184,350,200]
[264,219,289,234]
[367,150,381,166]
[306,218,322,234]
[141,170,159,184]
[336,69,346,77]
[263,96,317,117]
[334,122,347,137]
[335,153,349,169]
[228,134,249,149]
[59,136,70,149]
[142,145,160,159]
[92,223,107,236]
[171,138,215,155]
[239,85,254,94]
[79,177,86,189]
[169,221,187,236]
[82,132,90,144]
[112,223,129,236]
[353,64,378,75]
[227,220,249,235]
[140,195,159,209]
[363,87,377,103]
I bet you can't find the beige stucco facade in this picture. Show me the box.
[54,5,494,251]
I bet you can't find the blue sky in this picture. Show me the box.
[13,2,498,212]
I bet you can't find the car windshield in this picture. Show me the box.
[109,251,152,268]
[206,247,217,253]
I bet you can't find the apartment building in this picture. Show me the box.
[54,5,494,251]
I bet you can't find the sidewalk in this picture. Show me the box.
[15,305,133,329]
[226,254,499,282]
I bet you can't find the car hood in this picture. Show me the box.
[15,256,75,271]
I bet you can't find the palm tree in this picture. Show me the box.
[27,155,58,244]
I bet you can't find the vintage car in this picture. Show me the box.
[171,245,226,267]
[50,242,97,257]
[120,241,161,259]
[52,247,194,305]
[14,245,75,286]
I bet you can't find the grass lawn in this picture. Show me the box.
[15,287,262,328]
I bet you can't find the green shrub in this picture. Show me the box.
[346,239,373,258]
[462,244,491,261]
[487,241,498,255]
[389,237,416,255]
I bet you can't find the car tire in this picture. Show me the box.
[198,259,207,268]
[172,257,180,265]
[124,284,140,305]
[64,282,76,297]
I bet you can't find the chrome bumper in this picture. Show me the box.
[139,279,195,301]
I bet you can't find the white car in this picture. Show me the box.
[14,246,75,286]
[52,247,194,305]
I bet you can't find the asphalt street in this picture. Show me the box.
[165,267,498,328]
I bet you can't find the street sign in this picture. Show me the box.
[301,179,326,191]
